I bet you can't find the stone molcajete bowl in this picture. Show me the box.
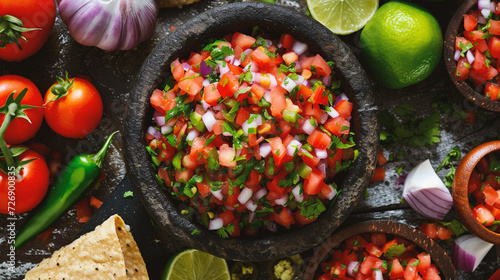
[303,221,457,280]
[444,0,500,112]
[123,2,378,261]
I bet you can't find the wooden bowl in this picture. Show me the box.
[444,0,500,112]
[303,221,457,280]
[123,2,379,261]
[453,141,500,244]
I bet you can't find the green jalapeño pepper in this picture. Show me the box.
[14,131,118,248]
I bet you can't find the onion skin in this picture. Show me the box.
[453,234,494,272]
[402,159,453,220]
[59,0,158,51]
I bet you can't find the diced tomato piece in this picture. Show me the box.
[90,196,103,209]
[370,167,386,182]
[485,82,500,100]
[307,129,331,149]
[464,14,478,31]
[268,137,287,166]
[235,107,250,126]
[76,197,92,223]
[311,85,329,105]
[455,56,470,81]
[404,258,419,280]
[473,204,495,226]
[178,70,204,96]
[231,32,256,50]
[473,50,488,73]
[250,83,265,104]
[489,35,500,58]
[344,235,369,250]
[219,144,236,168]
[270,86,287,119]
[298,84,313,100]
[229,217,241,237]
[334,100,353,118]
[484,185,500,206]
[470,68,487,86]
[455,37,470,50]
[218,73,239,98]
[436,225,452,240]
[150,89,175,114]
[324,116,350,136]
[359,256,384,275]
[469,169,483,193]
[421,265,441,280]
[490,19,500,35]
[274,207,295,227]
[196,181,211,198]
[389,259,405,279]
[294,209,318,226]
[303,168,325,195]
[416,252,431,271]
[251,46,272,67]
[483,66,499,80]
[172,62,185,81]
[382,239,398,253]
[218,209,235,226]
[464,30,485,43]
[37,226,55,244]
[419,222,437,239]
[303,154,320,168]
[365,243,383,257]
[204,83,221,106]
[301,54,332,77]
[226,184,240,207]
[331,261,347,278]
[376,149,387,166]
[474,39,489,53]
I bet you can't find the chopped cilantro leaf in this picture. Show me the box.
[191,229,201,235]
[217,223,235,238]
[384,243,406,259]
[123,191,134,198]
[298,197,326,219]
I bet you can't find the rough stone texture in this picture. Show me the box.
[124,1,378,261]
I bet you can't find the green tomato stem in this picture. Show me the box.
[0,103,17,169]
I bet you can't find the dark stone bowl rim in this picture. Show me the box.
[123,2,378,261]
[444,0,500,112]
[302,220,457,280]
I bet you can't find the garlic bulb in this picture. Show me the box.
[59,0,158,51]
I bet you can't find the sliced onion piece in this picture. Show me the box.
[275,195,288,206]
[334,93,349,106]
[186,130,199,142]
[147,126,161,139]
[202,78,210,87]
[315,148,327,159]
[238,187,253,205]
[200,60,212,77]
[326,106,340,118]
[201,110,216,132]
[481,8,492,19]
[402,159,453,220]
[246,200,258,212]
[347,261,360,277]
[281,76,298,92]
[479,0,491,10]
[454,49,460,61]
[453,234,494,272]
[153,110,166,126]
[210,188,223,201]
[292,185,304,203]
[292,40,308,56]
[260,143,272,158]
[466,50,475,65]
[208,217,224,230]
[372,269,383,280]
[323,185,338,201]
[302,117,317,135]
[253,188,268,201]
[161,124,173,135]
[201,100,211,111]
[287,139,302,156]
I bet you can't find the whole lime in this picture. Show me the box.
[359,1,443,89]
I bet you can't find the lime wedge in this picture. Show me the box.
[307,0,379,35]
[163,249,230,280]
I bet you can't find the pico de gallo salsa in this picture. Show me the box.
[468,151,500,232]
[316,232,443,280]
[145,29,356,237]
[453,3,500,101]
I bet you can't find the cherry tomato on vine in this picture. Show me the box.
[44,75,103,138]
[0,0,57,62]
[0,148,50,214]
[0,75,44,145]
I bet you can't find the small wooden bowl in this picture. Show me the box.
[444,0,500,112]
[303,221,457,280]
[453,141,500,244]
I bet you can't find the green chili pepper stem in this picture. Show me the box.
[0,103,17,168]
[89,130,118,168]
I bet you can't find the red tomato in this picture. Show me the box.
[303,168,325,195]
[455,57,470,81]
[231,32,256,50]
[464,14,478,31]
[485,82,500,100]
[0,75,44,144]
[389,259,405,279]
[0,0,56,62]
[489,19,500,35]
[307,129,331,149]
[150,89,175,114]
[270,86,287,119]
[473,204,495,226]
[0,148,50,214]
[44,76,103,138]
[301,54,332,77]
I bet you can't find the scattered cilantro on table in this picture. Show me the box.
[123,191,134,198]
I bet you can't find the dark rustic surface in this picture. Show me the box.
[0,0,499,279]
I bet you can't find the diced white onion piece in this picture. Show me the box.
[402,159,453,220]
[466,50,475,65]
[244,48,253,55]
[479,0,490,10]
[161,124,173,135]
[253,188,268,201]
[296,75,306,85]
[245,200,258,212]
[242,115,261,135]
[147,126,161,139]
[292,185,304,203]
[251,72,260,83]
[233,58,241,67]
[274,195,288,206]
[454,50,461,61]
[211,188,223,200]
[224,55,235,64]
[238,187,253,205]
[208,217,224,230]
[202,78,210,87]
[326,106,340,118]
[373,269,383,280]
[453,234,494,272]
[201,100,211,111]
[243,63,252,73]
[302,118,316,135]
[260,143,272,158]
[324,184,337,200]
[186,130,199,142]
[269,74,278,89]
[287,139,302,156]
[219,63,230,76]
[292,40,308,56]
[202,110,216,132]
[265,39,273,47]
[347,261,360,277]
[319,111,329,124]
[264,91,272,103]
[281,76,298,92]
[481,8,492,18]
[315,148,327,159]
[223,132,232,137]
[491,1,497,12]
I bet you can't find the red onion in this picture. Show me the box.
[265,222,278,233]
[322,75,332,87]
[479,0,491,10]
[246,200,258,212]
[59,0,158,51]
[302,79,310,88]
[294,60,302,72]
[319,111,329,124]
[182,62,192,71]
[316,149,328,160]
[210,188,223,201]
[200,60,212,77]
[478,14,487,24]
[346,116,352,121]
[202,110,216,132]
[208,217,224,230]
[317,160,327,175]
[394,173,407,190]
[466,50,475,65]
[491,1,497,12]
[334,93,349,106]
[292,40,308,56]
[454,50,460,61]
[260,143,272,158]
[253,188,268,201]
[287,139,302,156]
[238,187,253,205]
[248,211,257,224]
[453,234,494,272]
[347,261,360,277]
[153,110,165,126]
[213,103,225,111]
[275,195,288,206]
[292,185,304,203]
[402,160,453,220]
[147,126,161,139]
[263,90,272,103]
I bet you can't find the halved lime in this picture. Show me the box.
[307,0,379,35]
[163,249,230,280]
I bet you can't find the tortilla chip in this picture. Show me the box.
[24,214,149,280]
